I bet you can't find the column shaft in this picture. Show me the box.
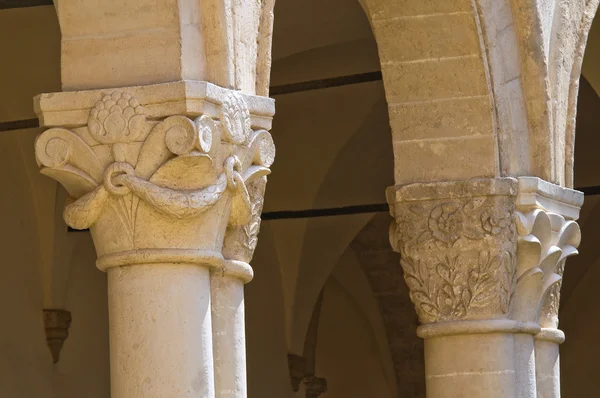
[388,177,583,398]
[514,334,537,398]
[34,82,275,398]
[108,264,215,398]
[424,333,517,397]
[534,337,562,398]
[211,272,248,398]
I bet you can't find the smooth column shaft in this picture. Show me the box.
[211,274,247,398]
[514,333,537,398]
[424,333,517,398]
[108,264,215,398]
[535,340,560,398]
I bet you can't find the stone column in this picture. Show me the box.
[388,177,582,398]
[34,82,275,397]
[516,179,582,398]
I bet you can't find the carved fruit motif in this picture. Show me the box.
[37,90,275,265]
[88,92,146,144]
[221,92,251,144]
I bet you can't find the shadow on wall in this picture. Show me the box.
[288,91,394,355]
[351,213,425,398]
[317,277,396,398]
[245,222,293,398]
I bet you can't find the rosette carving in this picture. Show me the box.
[35,90,274,262]
[389,179,582,330]
[390,194,517,324]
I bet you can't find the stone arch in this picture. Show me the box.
[359,0,599,187]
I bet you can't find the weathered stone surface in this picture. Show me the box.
[387,177,583,398]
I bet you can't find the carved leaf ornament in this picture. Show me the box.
[391,190,582,327]
[514,210,581,327]
[391,197,517,324]
[35,91,275,255]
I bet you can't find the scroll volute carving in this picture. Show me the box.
[35,91,275,261]
[390,192,517,324]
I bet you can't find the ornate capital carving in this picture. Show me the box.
[304,376,327,398]
[515,177,582,339]
[388,177,583,338]
[287,354,307,392]
[35,83,275,276]
[43,309,72,364]
[388,178,518,324]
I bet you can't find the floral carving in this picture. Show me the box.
[222,130,274,263]
[391,195,517,323]
[398,198,513,251]
[242,179,266,254]
[481,209,511,235]
[221,92,251,145]
[401,251,514,323]
[427,203,465,244]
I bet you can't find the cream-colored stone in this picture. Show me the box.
[108,264,215,398]
[366,0,599,187]
[54,0,275,94]
[61,30,188,90]
[514,178,582,398]
[366,0,471,21]
[382,56,489,104]
[392,135,498,184]
[35,84,275,397]
[373,12,480,64]
[424,334,517,398]
[388,97,494,141]
[2,0,599,396]
[388,176,583,397]
[34,80,275,131]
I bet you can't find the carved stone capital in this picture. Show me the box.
[304,376,327,398]
[34,82,275,278]
[287,354,307,392]
[43,309,72,364]
[515,177,582,338]
[388,177,583,338]
[388,178,518,325]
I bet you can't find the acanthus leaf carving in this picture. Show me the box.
[515,210,581,327]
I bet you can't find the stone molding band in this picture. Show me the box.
[96,250,254,283]
[535,328,566,344]
[217,260,254,283]
[417,319,541,339]
[35,80,276,130]
[387,177,517,205]
[96,249,225,271]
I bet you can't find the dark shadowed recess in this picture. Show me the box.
[0,0,52,9]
